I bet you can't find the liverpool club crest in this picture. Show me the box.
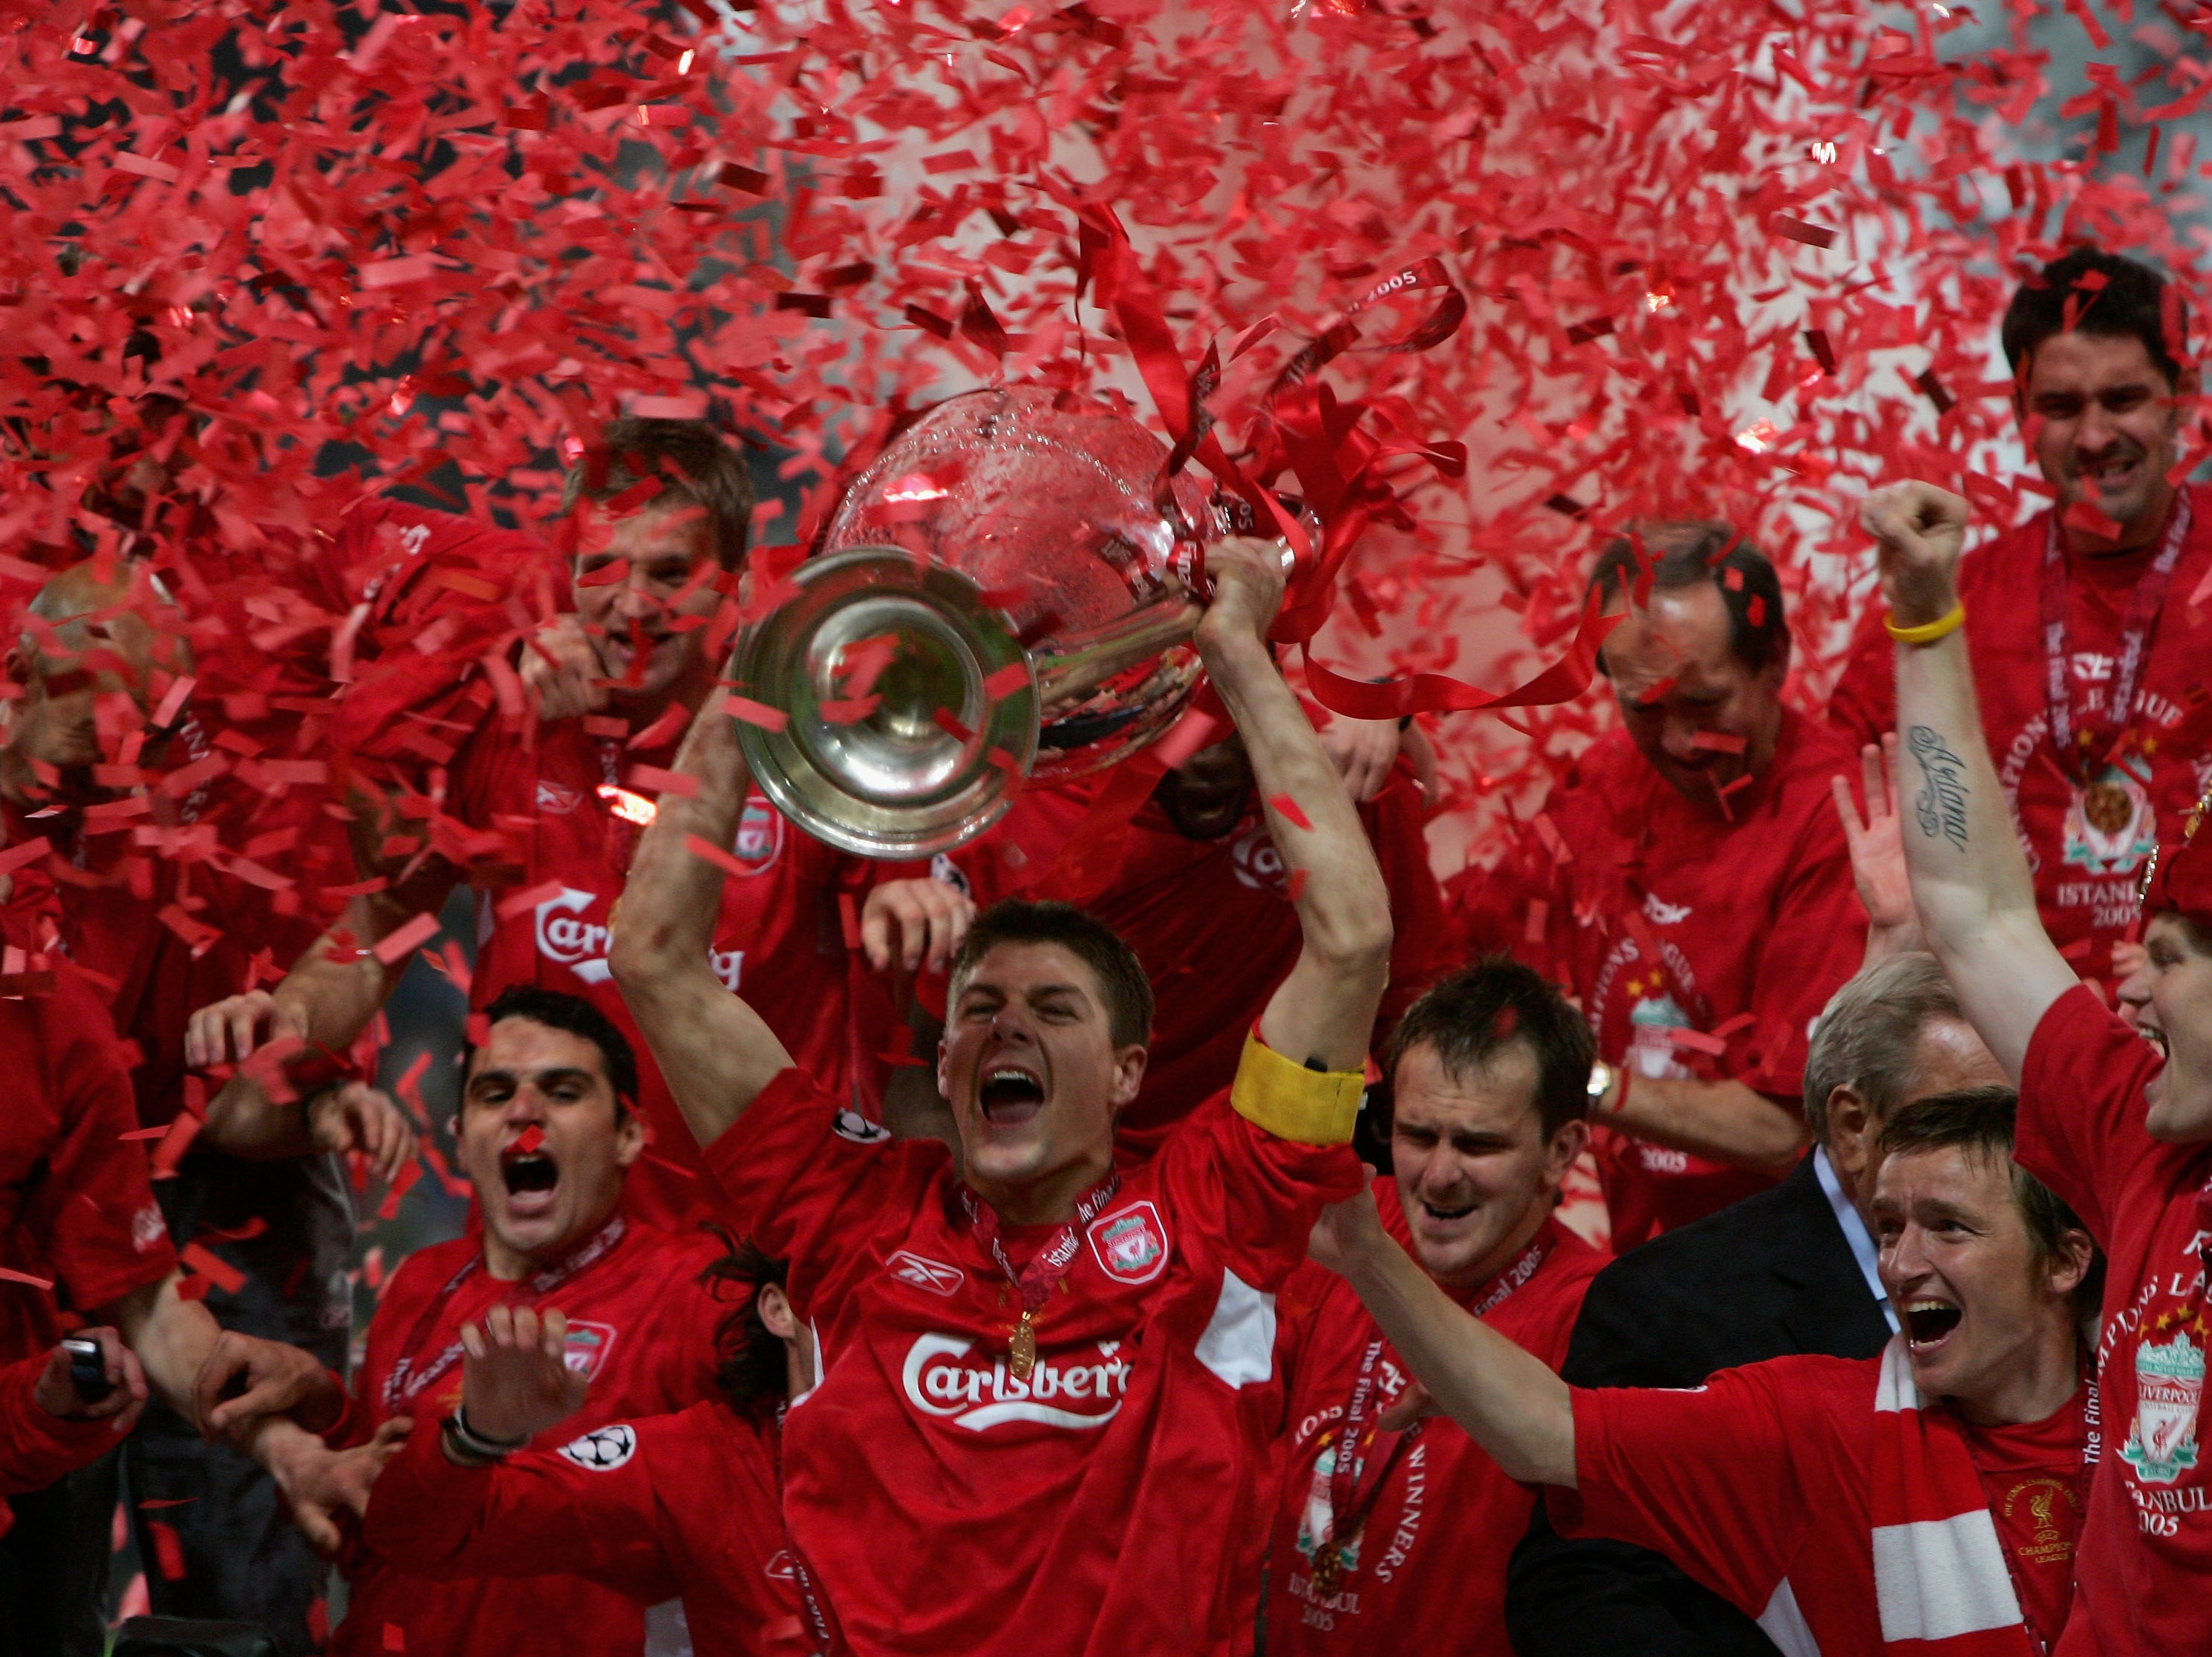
[2063,756,2159,878]
[2119,1321,2205,1485]
[1087,1201,1170,1285]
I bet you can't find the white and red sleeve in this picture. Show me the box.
[1547,1364,1809,1621]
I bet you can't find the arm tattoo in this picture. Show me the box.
[1905,725,1971,853]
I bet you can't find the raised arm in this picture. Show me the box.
[183,886,450,1073]
[1859,482,2076,1075]
[1311,1178,1575,1485]
[1199,538,1394,1072]
[607,696,790,1149]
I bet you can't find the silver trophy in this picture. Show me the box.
[728,387,1233,858]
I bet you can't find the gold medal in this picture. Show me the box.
[1009,1310,1037,1382]
[1311,1549,1341,1595]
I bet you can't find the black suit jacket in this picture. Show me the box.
[1504,1154,1894,1657]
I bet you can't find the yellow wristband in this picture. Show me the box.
[1884,601,1965,646]
[1228,1030,1363,1146]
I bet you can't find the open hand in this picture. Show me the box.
[861,877,976,974]
[307,1083,418,1189]
[460,1306,588,1445]
[261,1416,413,1555]
[1829,735,1919,939]
[522,615,607,722]
[1859,480,1968,627]
[1319,715,1402,804]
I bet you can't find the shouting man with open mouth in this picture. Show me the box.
[1311,1085,2098,1657]
[590,531,1393,1655]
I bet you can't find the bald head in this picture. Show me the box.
[21,559,190,682]
[4,560,191,788]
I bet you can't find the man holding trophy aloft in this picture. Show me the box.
[359,371,1397,1653]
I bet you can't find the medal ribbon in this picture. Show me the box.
[1318,1229,1553,1575]
[380,1212,627,1413]
[771,1402,834,1656]
[958,1172,1122,1336]
[2038,492,2190,785]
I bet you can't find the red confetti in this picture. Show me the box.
[683,834,748,879]
[625,764,700,799]
[496,880,568,921]
[151,1112,202,1180]
[0,837,53,877]
[723,693,790,733]
[179,1242,248,1297]
[982,664,1032,702]
[1771,215,1836,249]
[370,912,442,969]
[149,1520,187,1582]
[1268,794,1314,832]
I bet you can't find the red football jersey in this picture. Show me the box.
[1455,710,1867,1247]
[1828,488,2212,984]
[3,784,324,1131]
[1553,1352,2084,1656]
[2017,986,2212,1657]
[336,1216,729,1657]
[0,1350,125,1537]
[365,1398,809,1657]
[0,964,177,1370]
[942,759,1461,1159]
[1267,1192,1602,1653]
[154,495,560,843]
[442,714,884,1229]
[701,1057,1365,1656]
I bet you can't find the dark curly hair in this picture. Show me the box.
[700,1235,795,1417]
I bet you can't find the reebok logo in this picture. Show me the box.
[887,1251,965,1296]
[901,1333,1129,1432]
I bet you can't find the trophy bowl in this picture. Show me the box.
[731,387,1224,859]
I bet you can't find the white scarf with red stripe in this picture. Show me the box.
[1860,1335,2038,1657]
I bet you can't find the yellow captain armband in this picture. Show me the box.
[1883,601,1965,646]
[1229,1030,1365,1146]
